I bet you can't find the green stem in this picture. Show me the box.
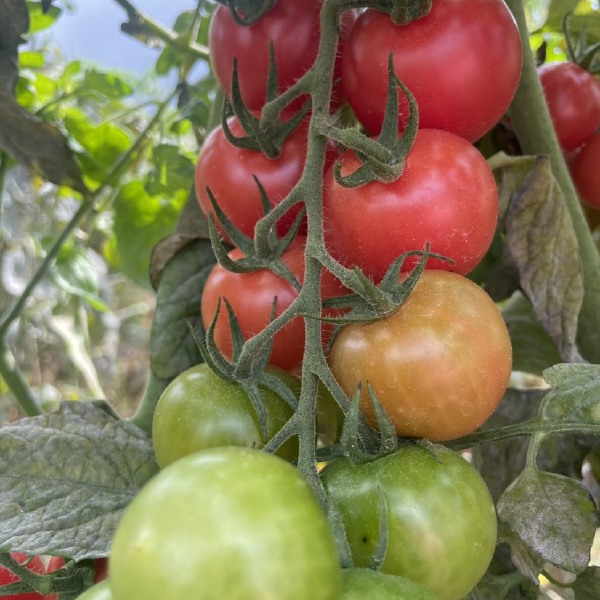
[0,340,40,416]
[0,151,8,231]
[0,198,93,339]
[130,372,171,434]
[112,0,209,60]
[506,0,600,363]
[292,0,348,505]
[447,418,600,451]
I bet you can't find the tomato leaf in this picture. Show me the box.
[500,527,544,582]
[108,181,188,289]
[51,244,108,312]
[540,363,600,426]
[0,402,158,560]
[504,155,584,363]
[488,152,535,222]
[63,108,131,188]
[145,144,195,197]
[26,0,61,33]
[570,566,600,599]
[81,69,132,99]
[149,238,216,379]
[501,291,561,377]
[497,467,597,574]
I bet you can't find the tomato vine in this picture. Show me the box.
[0,0,600,599]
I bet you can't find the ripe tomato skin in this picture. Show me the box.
[195,117,310,243]
[341,0,521,142]
[0,553,51,600]
[329,271,512,441]
[200,238,347,373]
[76,580,112,600]
[538,62,600,151]
[341,568,437,599]
[569,133,600,210]
[209,0,354,111]
[152,363,298,467]
[321,445,497,600]
[109,447,342,600]
[323,129,498,280]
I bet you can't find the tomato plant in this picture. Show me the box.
[321,444,497,600]
[194,118,331,242]
[0,554,52,600]
[109,447,342,600]
[569,132,600,211]
[5,2,600,600]
[152,363,299,466]
[340,0,521,142]
[209,0,354,110]
[538,62,600,152]
[329,270,512,441]
[323,128,498,280]
[200,238,346,373]
[340,568,437,599]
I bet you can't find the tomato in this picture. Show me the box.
[321,444,497,600]
[323,129,498,280]
[341,568,437,599]
[538,62,600,151]
[109,447,341,600]
[569,132,600,210]
[200,238,347,373]
[329,270,512,441]
[152,363,298,467]
[195,118,319,243]
[209,0,355,111]
[0,553,51,600]
[76,580,112,600]
[341,0,521,142]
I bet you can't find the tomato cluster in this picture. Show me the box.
[538,61,600,210]
[62,1,526,598]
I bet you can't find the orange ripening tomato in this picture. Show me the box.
[329,271,512,441]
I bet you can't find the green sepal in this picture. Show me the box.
[331,54,418,188]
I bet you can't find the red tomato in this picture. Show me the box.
[195,118,335,243]
[569,132,600,210]
[328,271,512,441]
[209,0,355,111]
[323,129,498,280]
[538,62,600,151]
[0,553,51,600]
[341,0,521,142]
[200,239,346,373]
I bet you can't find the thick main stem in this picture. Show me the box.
[506,0,600,363]
[289,0,344,506]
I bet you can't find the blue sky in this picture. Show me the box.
[50,0,194,74]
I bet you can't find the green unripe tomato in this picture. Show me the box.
[341,568,439,599]
[152,363,298,467]
[321,444,497,600]
[76,580,112,599]
[109,447,342,600]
